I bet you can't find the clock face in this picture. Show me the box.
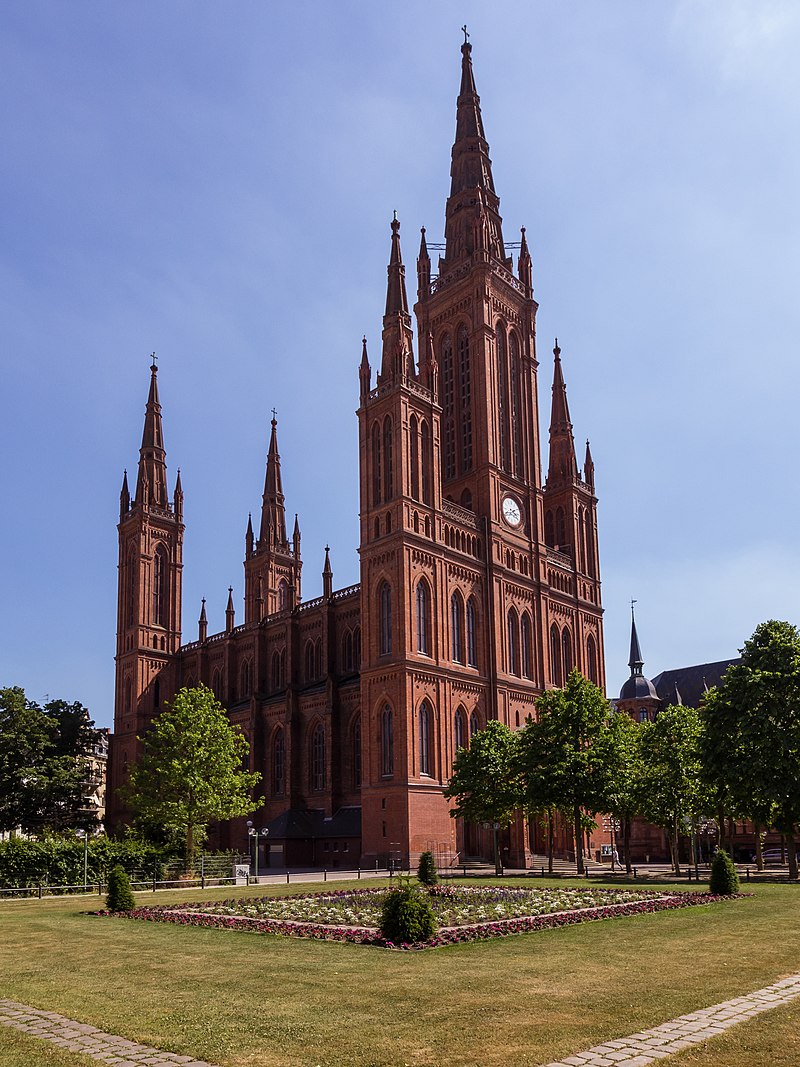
[502,496,522,528]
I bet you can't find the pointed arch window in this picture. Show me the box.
[372,422,382,505]
[550,624,562,688]
[469,710,480,739]
[419,701,432,776]
[562,628,573,678]
[409,414,420,502]
[352,716,362,787]
[510,331,523,477]
[273,728,285,795]
[545,511,555,548]
[379,582,392,656]
[278,579,289,611]
[343,629,354,672]
[381,705,394,776]
[315,638,323,679]
[587,634,598,685]
[578,507,587,573]
[127,550,136,627]
[457,325,473,473]
[383,416,394,501]
[585,511,595,578]
[153,678,160,710]
[212,668,223,701]
[441,334,456,481]
[311,723,325,791]
[153,545,167,627]
[521,613,533,679]
[556,507,566,549]
[507,608,520,675]
[466,597,478,667]
[496,324,510,472]
[353,626,361,670]
[241,659,252,699]
[416,580,431,655]
[420,420,432,504]
[305,640,315,682]
[451,591,465,663]
[454,706,467,753]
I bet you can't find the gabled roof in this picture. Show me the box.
[651,658,740,709]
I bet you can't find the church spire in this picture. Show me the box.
[416,226,431,300]
[443,34,506,267]
[119,469,130,520]
[322,544,333,599]
[379,216,415,383]
[518,226,533,294]
[359,336,371,404]
[628,602,644,676]
[135,357,169,508]
[259,415,287,545]
[198,597,207,642]
[584,439,595,492]
[546,340,578,487]
[225,586,235,633]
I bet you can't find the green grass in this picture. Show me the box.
[0,1029,98,1067]
[0,876,797,1067]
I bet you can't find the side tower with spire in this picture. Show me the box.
[617,603,660,722]
[109,359,183,825]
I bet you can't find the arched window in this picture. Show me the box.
[469,710,479,739]
[153,545,167,627]
[271,649,283,690]
[311,723,325,791]
[381,705,394,776]
[304,640,315,682]
[315,638,323,679]
[441,334,455,481]
[409,414,419,501]
[457,325,473,473]
[273,728,285,795]
[545,511,555,548]
[343,630,353,672]
[419,701,431,776]
[460,488,473,510]
[578,507,587,573]
[416,580,430,655]
[562,628,573,677]
[379,582,392,655]
[496,324,510,471]
[466,597,478,667]
[451,591,464,663]
[240,659,252,699]
[184,676,195,690]
[510,332,522,477]
[153,678,160,710]
[587,634,598,685]
[278,579,289,611]
[352,716,362,787]
[421,420,432,504]
[383,416,393,500]
[585,511,595,577]
[507,608,520,675]
[521,613,532,679]
[550,624,562,687]
[556,507,566,549]
[212,668,223,700]
[127,550,136,626]
[372,422,382,505]
[353,627,361,670]
[454,707,467,752]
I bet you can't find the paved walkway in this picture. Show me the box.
[2,977,799,1066]
[0,999,219,1067]
[542,974,800,1066]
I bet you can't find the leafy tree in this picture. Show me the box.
[702,620,800,879]
[123,685,262,862]
[444,720,521,875]
[525,671,614,875]
[602,710,646,875]
[0,687,96,835]
[637,704,708,874]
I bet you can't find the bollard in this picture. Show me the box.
[201,855,205,890]
[324,869,327,882]
[541,866,545,878]
[746,867,750,882]
[38,884,43,899]
[633,866,637,879]
[462,864,466,879]
[357,867,361,880]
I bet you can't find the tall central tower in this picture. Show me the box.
[357,39,605,867]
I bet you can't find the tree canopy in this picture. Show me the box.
[124,685,262,860]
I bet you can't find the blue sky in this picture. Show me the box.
[2,2,799,728]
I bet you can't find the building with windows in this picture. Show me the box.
[108,39,605,868]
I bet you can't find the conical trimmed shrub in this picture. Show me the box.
[417,851,438,886]
[106,866,135,912]
[380,882,437,943]
[709,849,740,895]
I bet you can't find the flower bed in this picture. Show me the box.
[107,885,744,949]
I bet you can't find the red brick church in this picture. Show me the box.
[109,39,605,869]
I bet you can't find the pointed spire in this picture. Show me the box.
[173,468,183,521]
[119,470,130,520]
[628,601,644,675]
[293,512,301,547]
[359,336,371,404]
[259,414,287,545]
[444,36,506,266]
[322,544,333,599]
[379,216,416,383]
[518,226,533,293]
[198,597,208,642]
[416,226,431,300]
[546,340,578,487]
[245,512,254,559]
[225,586,235,633]
[583,439,595,492]
[135,357,169,508]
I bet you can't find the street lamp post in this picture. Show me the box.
[76,829,88,890]
[247,821,269,882]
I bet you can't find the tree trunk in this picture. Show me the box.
[574,805,584,875]
[623,815,632,876]
[670,818,681,875]
[547,811,554,874]
[754,821,764,872]
[716,802,726,852]
[787,831,798,881]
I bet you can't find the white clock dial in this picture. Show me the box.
[502,496,522,528]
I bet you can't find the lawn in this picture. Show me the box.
[0,876,798,1067]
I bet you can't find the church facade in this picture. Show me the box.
[108,40,605,869]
